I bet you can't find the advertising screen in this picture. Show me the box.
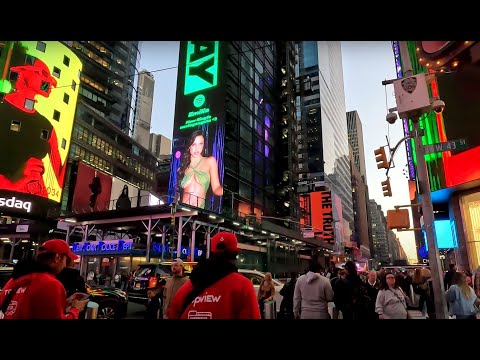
[168,41,226,213]
[72,162,112,213]
[310,191,335,244]
[0,41,82,217]
[109,177,139,211]
[424,219,458,250]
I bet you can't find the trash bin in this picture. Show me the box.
[85,302,99,319]
[264,300,277,319]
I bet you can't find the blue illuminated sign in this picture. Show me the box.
[418,246,428,258]
[424,219,458,250]
[72,240,133,255]
[152,243,203,257]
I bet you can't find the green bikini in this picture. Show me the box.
[180,158,210,208]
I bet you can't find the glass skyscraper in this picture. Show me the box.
[296,41,353,227]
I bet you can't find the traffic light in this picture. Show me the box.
[382,178,392,197]
[374,147,389,169]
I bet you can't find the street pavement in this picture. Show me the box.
[125,301,147,319]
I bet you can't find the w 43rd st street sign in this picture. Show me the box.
[424,139,467,154]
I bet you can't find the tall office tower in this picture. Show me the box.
[149,133,172,158]
[62,41,159,210]
[350,146,370,254]
[346,110,367,181]
[133,70,155,149]
[296,41,353,229]
[347,111,372,259]
[369,199,389,265]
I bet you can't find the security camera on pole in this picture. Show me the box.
[386,41,448,319]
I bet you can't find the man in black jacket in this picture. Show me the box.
[364,270,380,319]
[57,258,87,298]
[279,272,297,319]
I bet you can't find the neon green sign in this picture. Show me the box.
[184,41,219,95]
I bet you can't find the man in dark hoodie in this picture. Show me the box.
[168,232,260,319]
[293,262,334,319]
[57,257,87,298]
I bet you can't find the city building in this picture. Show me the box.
[133,70,155,149]
[350,146,370,259]
[149,133,172,159]
[346,111,373,262]
[387,229,407,263]
[347,110,367,181]
[61,41,160,212]
[295,41,353,232]
[168,41,332,274]
[369,199,389,266]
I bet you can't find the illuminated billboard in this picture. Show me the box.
[109,177,139,211]
[169,41,225,212]
[72,162,112,213]
[424,219,458,250]
[310,191,335,244]
[0,41,81,217]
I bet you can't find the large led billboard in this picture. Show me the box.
[109,177,139,211]
[0,41,81,217]
[168,41,225,212]
[72,162,112,213]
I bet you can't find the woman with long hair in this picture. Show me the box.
[257,272,275,319]
[177,130,223,208]
[446,272,478,319]
[375,271,408,319]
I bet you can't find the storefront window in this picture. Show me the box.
[461,192,480,272]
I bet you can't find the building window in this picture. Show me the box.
[9,71,18,81]
[71,80,77,91]
[61,138,67,149]
[53,110,61,121]
[25,55,35,65]
[40,129,50,140]
[24,99,35,111]
[10,120,21,132]
[63,55,70,67]
[36,41,46,52]
[52,66,61,78]
[63,93,70,104]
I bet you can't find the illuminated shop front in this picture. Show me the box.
[459,191,480,272]
[72,239,205,283]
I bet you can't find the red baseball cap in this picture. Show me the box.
[38,239,78,261]
[211,232,239,255]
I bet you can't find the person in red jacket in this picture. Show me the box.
[0,239,88,319]
[168,232,261,319]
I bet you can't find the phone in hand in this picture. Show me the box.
[68,292,90,303]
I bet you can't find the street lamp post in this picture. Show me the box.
[395,41,449,319]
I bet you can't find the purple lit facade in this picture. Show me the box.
[393,41,416,180]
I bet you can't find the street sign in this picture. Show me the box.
[424,139,467,154]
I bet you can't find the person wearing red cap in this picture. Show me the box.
[0,239,89,319]
[168,232,261,319]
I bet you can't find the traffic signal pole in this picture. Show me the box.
[398,41,448,319]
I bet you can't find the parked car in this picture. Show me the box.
[0,261,15,268]
[0,267,127,319]
[238,269,284,310]
[127,261,197,306]
[127,263,174,305]
[85,284,128,319]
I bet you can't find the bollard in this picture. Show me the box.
[264,300,277,319]
[85,302,99,319]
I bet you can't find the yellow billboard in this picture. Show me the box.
[0,41,82,209]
